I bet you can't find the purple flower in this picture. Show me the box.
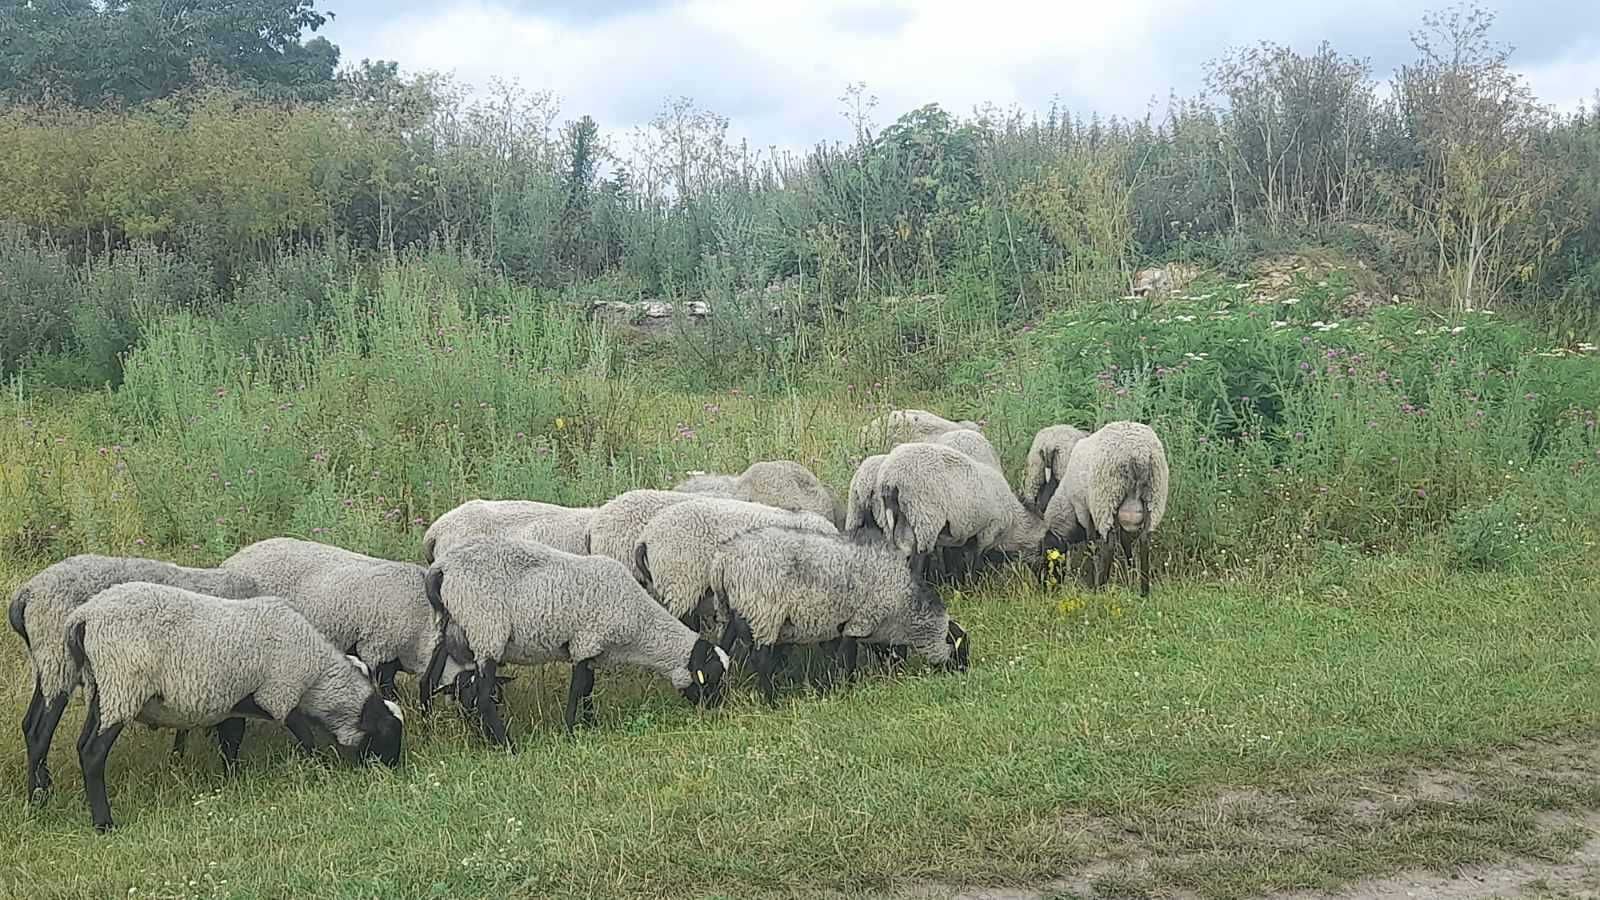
[1416,488,1427,498]
[1293,431,1305,441]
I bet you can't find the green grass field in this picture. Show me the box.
[2,259,1598,898]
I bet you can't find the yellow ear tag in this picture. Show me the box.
[954,636,964,649]
[696,669,706,684]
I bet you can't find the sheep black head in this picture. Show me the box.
[945,620,970,672]
[355,693,404,767]
[681,638,731,708]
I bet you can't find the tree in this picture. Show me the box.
[0,0,339,106]
[557,115,601,273]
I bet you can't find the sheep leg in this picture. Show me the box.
[283,711,320,756]
[909,551,929,579]
[564,659,597,735]
[750,645,780,706]
[214,718,246,772]
[839,637,860,686]
[1093,531,1117,589]
[171,729,190,757]
[373,661,401,702]
[962,540,981,581]
[1137,530,1152,597]
[25,691,70,802]
[21,682,42,736]
[77,693,124,833]
[475,658,511,749]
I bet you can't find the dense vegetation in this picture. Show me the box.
[1,3,1598,897]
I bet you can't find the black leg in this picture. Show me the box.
[26,691,69,803]
[476,658,511,748]
[750,645,780,706]
[564,659,596,735]
[1137,530,1152,597]
[77,693,125,832]
[21,682,43,737]
[214,718,246,772]
[908,551,927,579]
[962,541,980,581]
[171,729,190,757]
[839,637,859,685]
[374,661,401,701]
[283,712,320,756]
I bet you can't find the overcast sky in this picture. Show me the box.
[319,0,1600,147]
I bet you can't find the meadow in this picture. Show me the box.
[1,249,1597,899]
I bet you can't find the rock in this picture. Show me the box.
[589,299,710,337]
[1131,264,1198,297]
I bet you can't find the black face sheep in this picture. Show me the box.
[1022,424,1089,512]
[673,460,842,528]
[422,536,731,746]
[709,526,969,704]
[587,489,696,583]
[62,582,403,831]
[1042,421,1169,596]
[221,538,467,704]
[633,496,837,638]
[9,554,260,802]
[423,498,594,563]
[874,441,1046,580]
[928,428,1004,472]
[844,454,888,538]
[859,408,981,447]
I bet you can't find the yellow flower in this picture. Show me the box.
[554,417,566,430]
[1046,548,1064,562]
[1111,605,1124,619]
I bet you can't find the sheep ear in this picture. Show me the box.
[695,669,706,685]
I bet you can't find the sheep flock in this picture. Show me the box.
[7,413,1167,831]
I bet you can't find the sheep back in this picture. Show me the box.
[424,499,594,562]
[1046,421,1169,540]
[588,490,696,582]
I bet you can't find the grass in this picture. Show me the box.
[1,252,1598,898]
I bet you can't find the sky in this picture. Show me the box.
[317,0,1600,148]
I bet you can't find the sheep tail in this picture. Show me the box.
[65,619,88,675]
[424,567,447,617]
[422,536,437,565]
[883,485,915,553]
[634,542,653,588]
[7,588,27,647]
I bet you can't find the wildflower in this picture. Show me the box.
[1416,488,1427,499]
[1271,320,1288,328]
[1450,326,1465,335]
[134,538,146,547]
[1281,298,1301,305]
[1046,548,1064,562]
[1293,431,1305,441]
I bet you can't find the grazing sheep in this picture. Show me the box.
[1022,424,1089,511]
[587,489,696,583]
[10,555,260,801]
[1043,421,1169,595]
[633,496,837,634]
[62,582,403,831]
[423,499,594,563]
[928,428,1004,473]
[844,454,888,538]
[709,527,969,704]
[859,409,980,446]
[422,536,731,746]
[874,442,1046,579]
[221,538,465,704]
[674,460,842,528]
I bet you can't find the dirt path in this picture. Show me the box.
[902,737,1600,900]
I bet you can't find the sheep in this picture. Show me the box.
[1042,421,1169,596]
[62,582,403,831]
[844,454,888,538]
[423,499,594,563]
[709,526,970,704]
[1022,424,1090,511]
[673,460,842,528]
[858,409,980,446]
[10,554,261,802]
[587,489,696,583]
[874,442,1046,580]
[633,496,837,638]
[220,538,467,705]
[928,428,1004,473]
[421,536,732,746]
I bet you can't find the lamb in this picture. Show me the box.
[673,460,842,528]
[1022,424,1089,511]
[1042,421,1169,596]
[874,442,1046,579]
[10,554,261,801]
[220,538,466,704]
[858,409,980,446]
[421,536,731,746]
[587,489,696,583]
[928,428,1004,473]
[709,526,969,704]
[424,499,594,562]
[62,582,403,831]
[844,454,888,538]
[633,497,837,635]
